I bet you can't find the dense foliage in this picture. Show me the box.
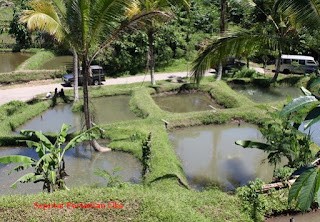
[96,0,219,76]
[9,0,31,48]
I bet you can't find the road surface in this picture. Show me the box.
[0,71,203,105]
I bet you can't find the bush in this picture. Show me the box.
[273,167,296,182]
[237,179,268,222]
[233,68,262,79]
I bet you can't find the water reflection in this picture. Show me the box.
[153,93,221,113]
[0,142,142,195]
[230,84,302,103]
[0,52,32,73]
[169,123,276,190]
[92,96,138,125]
[14,104,83,134]
[15,96,138,134]
[39,56,73,70]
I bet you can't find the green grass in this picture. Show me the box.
[0,181,253,222]
[0,33,15,44]
[16,50,55,71]
[155,58,192,73]
[0,70,66,84]
[0,78,318,221]
[0,6,13,22]
[0,100,50,140]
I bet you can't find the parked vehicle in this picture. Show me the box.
[278,55,319,75]
[62,65,106,87]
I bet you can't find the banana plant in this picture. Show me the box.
[235,108,313,168]
[288,165,320,211]
[0,124,99,192]
[236,84,320,211]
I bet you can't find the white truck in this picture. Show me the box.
[279,54,319,75]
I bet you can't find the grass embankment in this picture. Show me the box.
[0,180,253,222]
[0,78,318,221]
[0,70,65,85]
[0,100,50,144]
[16,50,55,71]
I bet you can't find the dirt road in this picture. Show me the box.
[0,71,205,105]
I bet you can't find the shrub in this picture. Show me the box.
[233,68,262,79]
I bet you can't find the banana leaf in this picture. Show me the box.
[280,96,318,117]
[0,155,35,164]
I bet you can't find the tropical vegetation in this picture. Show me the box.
[2,0,320,221]
[0,124,99,192]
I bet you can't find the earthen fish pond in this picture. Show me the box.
[39,55,73,70]
[0,52,32,73]
[229,83,302,103]
[0,142,142,195]
[0,95,141,194]
[169,123,278,191]
[152,91,223,113]
[15,95,138,133]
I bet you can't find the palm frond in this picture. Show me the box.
[88,0,134,47]
[276,0,320,29]
[191,32,261,84]
[20,0,66,41]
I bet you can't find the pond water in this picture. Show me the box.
[0,52,32,73]
[39,55,73,70]
[299,121,320,146]
[14,96,138,134]
[0,142,142,195]
[92,96,138,125]
[229,84,302,103]
[153,93,221,113]
[266,211,320,222]
[169,123,277,190]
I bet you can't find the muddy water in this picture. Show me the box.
[14,104,83,134]
[92,96,138,125]
[169,123,277,190]
[299,121,320,146]
[153,93,221,113]
[0,52,32,73]
[15,96,138,134]
[230,84,302,103]
[0,142,142,195]
[266,211,320,222]
[39,55,73,70]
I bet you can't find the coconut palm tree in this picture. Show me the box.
[21,0,80,101]
[216,0,227,81]
[129,0,190,85]
[21,0,169,152]
[192,0,300,84]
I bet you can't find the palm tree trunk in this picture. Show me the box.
[82,54,91,130]
[217,63,223,80]
[271,49,282,83]
[217,0,227,81]
[73,48,79,102]
[220,0,227,35]
[148,27,156,86]
[82,53,111,153]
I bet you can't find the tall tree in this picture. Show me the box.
[22,0,166,151]
[216,0,227,81]
[9,0,32,48]
[21,0,80,101]
[192,0,300,84]
[130,0,190,85]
